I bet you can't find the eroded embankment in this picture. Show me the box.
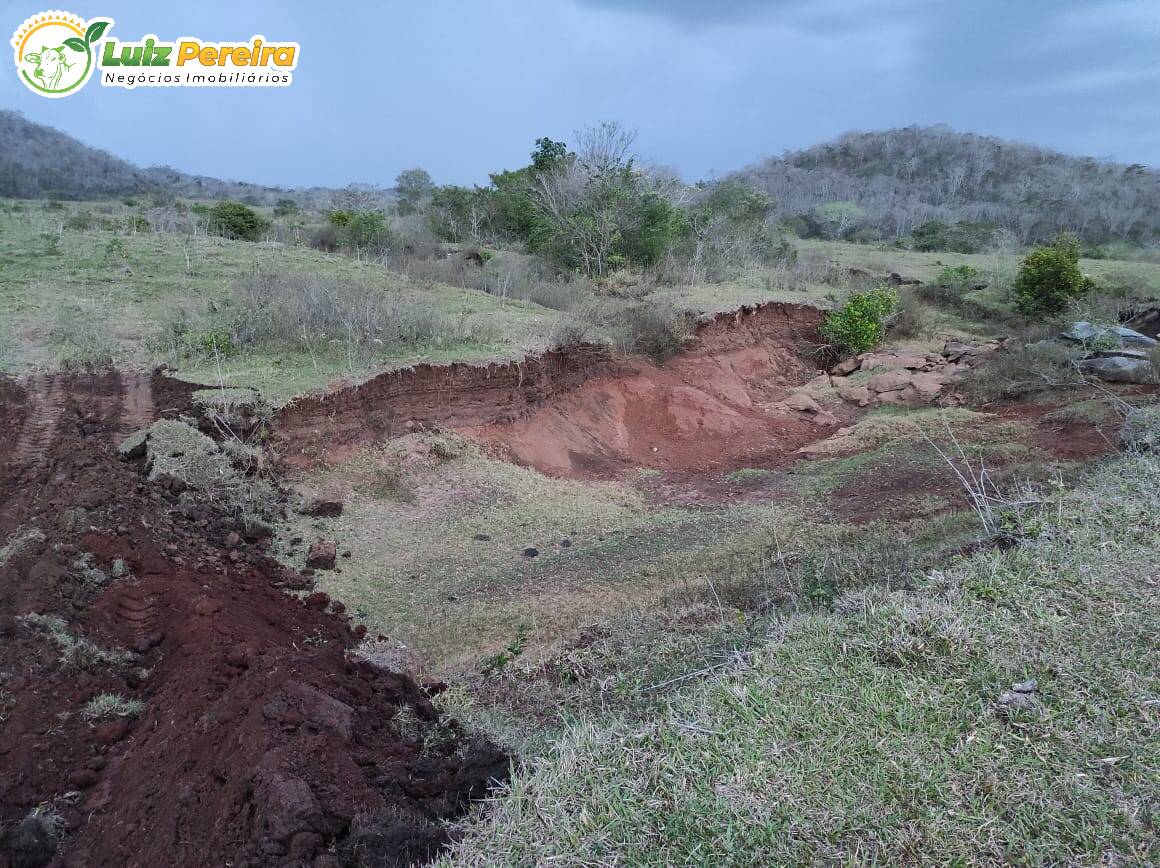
[0,372,507,867]
[276,302,835,476]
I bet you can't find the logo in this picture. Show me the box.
[11,11,109,97]
[12,11,299,98]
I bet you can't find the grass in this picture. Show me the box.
[439,454,1160,866]
[0,200,563,400]
[17,613,134,670]
[81,693,145,720]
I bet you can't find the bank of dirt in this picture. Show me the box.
[0,371,507,868]
[276,303,838,477]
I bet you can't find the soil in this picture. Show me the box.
[274,303,837,477]
[0,371,507,867]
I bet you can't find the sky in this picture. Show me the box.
[2,0,1159,188]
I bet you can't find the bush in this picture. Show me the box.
[230,270,480,370]
[1014,235,1094,315]
[618,299,695,363]
[934,264,980,287]
[207,201,269,241]
[887,286,928,339]
[820,287,897,355]
[273,198,299,217]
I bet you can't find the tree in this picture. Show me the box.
[1013,235,1093,315]
[394,167,432,216]
[206,201,268,241]
[814,201,865,239]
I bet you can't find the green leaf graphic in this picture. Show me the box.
[63,37,87,52]
[85,21,109,44]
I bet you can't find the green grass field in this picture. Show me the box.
[439,456,1160,866]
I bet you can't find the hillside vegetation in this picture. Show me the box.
[736,125,1160,247]
[0,110,359,207]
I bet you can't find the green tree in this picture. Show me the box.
[820,287,897,354]
[207,201,269,241]
[1013,235,1093,315]
[814,201,865,239]
[394,167,433,216]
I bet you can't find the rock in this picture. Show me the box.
[829,357,861,376]
[0,815,57,868]
[1077,356,1157,384]
[117,428,150,461]
[281,571,314,591]
[473,533,491,542]
[942,341,981,363]
[522,547,539,558]
[834,382,870,407]
[0,615,14,637]
[1114,326,1158,348]
[1011,678,1038,694]
[997,690,1039,713]
[1060,321,1158,349]
[1120,405,1160,454]
[782,393,822,414]
[305,540,337,570]
[293,488,344,518]
[1059,321,1102,344]
[867,370,914,393]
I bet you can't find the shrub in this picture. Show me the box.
[934,264,980,287]
[207,201,269,241]
[618,299,695,363]
[231,270,474,370]
[273,198,299,217]
[1014,235,1094,315]
[887,286,928,338]
[820,287,897,354]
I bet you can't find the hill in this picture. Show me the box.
[733,125,1160,247]
[0,110,359,207]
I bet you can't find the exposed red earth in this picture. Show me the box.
[276,303,841,477]
[0,372,507,868]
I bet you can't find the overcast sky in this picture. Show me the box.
[3,0,1158,187]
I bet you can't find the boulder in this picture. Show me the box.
[1077,356,1157,384]
[1060,321,1158,349]
[829,357,861,376]
[305,540,337,570]
[782,393,822,414]
[942,341,981,363]
[835,381,870,407]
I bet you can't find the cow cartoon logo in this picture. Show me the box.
[11,11,112,97]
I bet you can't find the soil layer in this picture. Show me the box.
[0,371,507,868]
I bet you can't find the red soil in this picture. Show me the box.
[465,304,838,478]
[274,303,837,477]
[0,372,506,867]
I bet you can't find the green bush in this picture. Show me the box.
[934,264,980,287]
[1014,235,1094,315]
[820,287,897,355]
[207,201,269,241]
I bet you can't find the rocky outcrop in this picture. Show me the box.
[827,341,997,407]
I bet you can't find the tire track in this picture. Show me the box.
[116,373,155,442]
[10,373,67,469]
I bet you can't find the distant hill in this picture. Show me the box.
[0,111,373,208]
[734,125,1160,246]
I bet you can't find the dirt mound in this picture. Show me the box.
[0,372,507,867]
[465,303,839,477]
[274,303,836,478]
